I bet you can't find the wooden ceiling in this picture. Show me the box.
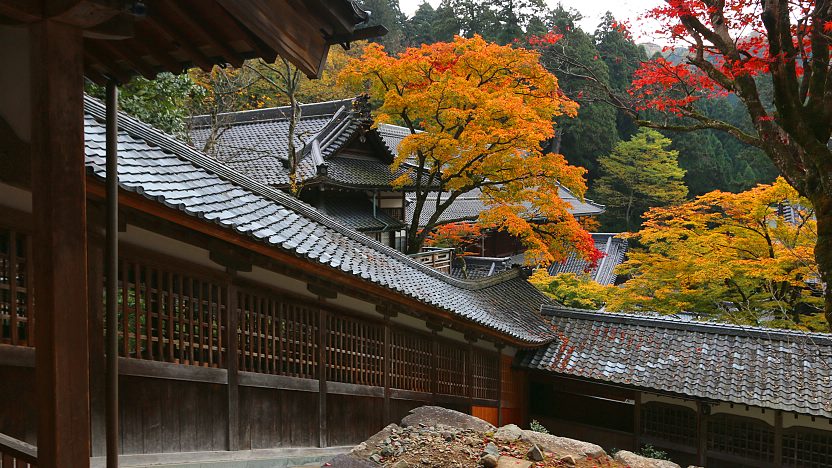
[1,0,381,82]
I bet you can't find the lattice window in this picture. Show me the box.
[237,288,318,379]
[707,413,775,462]
[436,340,467,396]
[782,427,832,467]
[390,330,432,393]
[640,402,697,446]
[118,257,227,367]
[0,229,33,347]
[326,314,384,386]
[471,348,499,400]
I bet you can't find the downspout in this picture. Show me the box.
[105,80,120,468]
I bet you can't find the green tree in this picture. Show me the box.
[86,73,199,137]
[359,0,407,52]
[594,128,687,231]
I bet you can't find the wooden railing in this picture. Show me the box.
[409,247,454,274]
[1,233,501,402]
[0,432,37,467]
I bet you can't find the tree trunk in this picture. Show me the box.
[812,194,832,327]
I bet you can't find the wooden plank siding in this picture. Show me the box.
[0,222,503,455]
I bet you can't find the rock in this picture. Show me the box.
[327,454,378,468]
[440,430,454,442]
[481,454,500,468]
[391,461,409,468]
[482,442,500,457]
[493,424,525,442]
[349,424,399,459]
[401,406,495,432]
[495,456,532,468]
[380,446,394,457]
[558,455,576,466]
[523,430,606,459]
[369,454,382,464]
[613,450,682,468]
[526,443,544,461]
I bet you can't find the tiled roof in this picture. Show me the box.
[451,256,514,280]
[548,233,628,285]
[84,96,555,346]
[516,306,832,417]
[316,191,405,232]
[188,97,411,189]
[405,186,606,228]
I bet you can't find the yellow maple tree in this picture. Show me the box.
[609,178,823,330]
[339,35,598,266]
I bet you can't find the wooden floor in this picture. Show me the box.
[89,446,351,468]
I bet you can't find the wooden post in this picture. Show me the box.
[696,402,709,466]
[226,279,239,451]
[495,345,504,427]
[466,337,474,413]
[429,329,439,404]
[87,223,106,457]
[633,392,642,451]
[30,19,91,468]
[383,317,391,424]
[318,307,328,448]
[774,410,783,466]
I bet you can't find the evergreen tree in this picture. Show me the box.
[359,0,407,52]
[594,129,688,231]
[405,2,438,45]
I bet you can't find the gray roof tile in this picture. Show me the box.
[517,306,832,417]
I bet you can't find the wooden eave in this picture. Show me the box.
[84,177,541,349]
[2,0,376,80]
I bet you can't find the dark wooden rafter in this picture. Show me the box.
[155,0,244,68]
[84,48,130,84]
[92,39,156,81]
[124,38,183,76]
[215,11,278,64]
[138,14,216,71]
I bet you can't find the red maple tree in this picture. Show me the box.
[620,1,832,324]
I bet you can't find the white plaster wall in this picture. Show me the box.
[0,26,30,141]
[238,265,316,299]
[0,182,32,213]
[783,412,832,431]
[640,393,697,411]
[120,224,218,270]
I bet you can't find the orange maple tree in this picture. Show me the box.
[609,178,822,329]
[339,35,599,266]
[623,0,832,323]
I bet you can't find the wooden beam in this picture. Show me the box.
[156,1,244,68]
[774,410,783,465]
[141,13,215,72]
[318,308,328,448]
[383,317,391,424]
[86,225,106,457]
[30,19,91,468]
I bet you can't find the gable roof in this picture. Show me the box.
[516,306,832,417]
[188,97,414,189]
[548,233,628,285]
[316,191,405,232]
[84,96,556,346]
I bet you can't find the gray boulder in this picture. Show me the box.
[400,406,495,432]
[613,450,682,468]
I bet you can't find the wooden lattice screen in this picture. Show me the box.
[390,329,432,393]
[0,229,33,347]
[237,287,318,378]
[782,426,832,467]
[471,348,499,400]
[707,413,775,463]
[640,402,697,446]
[118,257,227,367]
[436,340,467,397]
[326,314,384,386]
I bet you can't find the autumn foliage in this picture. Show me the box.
[608,178,822,330]
[339,35,598,266]
[424,222,483,256]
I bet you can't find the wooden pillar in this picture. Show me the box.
[633,392,641,451]
[382,315,392,424]
[427,323,442,404]
[318,308,328,448]
[226,279,239,451]
[696,402,709,466]
[465,336,475,412]
[30,19,90,468]
[87,219,106,457]
[495,345,504,427]
[774,410,783,466]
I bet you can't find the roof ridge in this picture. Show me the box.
[83,95,526,293]
[541,305,832,345]
[188,97,359,128]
